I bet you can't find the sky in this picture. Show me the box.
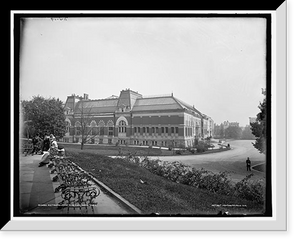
[19,16,266,127]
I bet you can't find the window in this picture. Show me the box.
[165,127,168,134]
[134,127,137,133]
[152,127,155,133]
[156,127,159,134]
[171,127,174,133]
[146,127,149,133]
[118,120,126,133]
[108,127,114,136]
[107,120,114,136]
[175,127,179,134]
[138,127,141,133]
[143,127,146,133]
[161,127,164,133]
[90,120,97,135]
[99,121,105,136]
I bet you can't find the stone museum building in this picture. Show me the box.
[63,89,214,148]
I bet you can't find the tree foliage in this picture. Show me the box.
[241,125,256,140]
[224,126,242,139]
[21,96,66,138]
[250,89,266,154]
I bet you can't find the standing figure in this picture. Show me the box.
[246,157,251,171]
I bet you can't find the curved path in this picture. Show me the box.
[152,140,266,182]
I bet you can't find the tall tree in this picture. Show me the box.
[75,100,97,150]
[21,96,66,139]
[250,89,266,154]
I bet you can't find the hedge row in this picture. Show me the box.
[123,155,265,204]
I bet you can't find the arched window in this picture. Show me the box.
[118,120,127,133]
[99,120,105,136]
[90,120,97,135]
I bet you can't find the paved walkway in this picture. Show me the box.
[150,140,266,182]
[19,154,130,215]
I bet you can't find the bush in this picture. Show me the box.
[234,174,265,204]
[125,154,265,204]
[196,141,212,153]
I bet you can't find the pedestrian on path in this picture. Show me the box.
[246,157,251,171]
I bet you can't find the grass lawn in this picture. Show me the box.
[61,143,169,156]
[61,142,230,157]
[66,149,265,215]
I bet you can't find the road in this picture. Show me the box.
[152,140,266,182]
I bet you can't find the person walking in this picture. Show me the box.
[246,157,251,171]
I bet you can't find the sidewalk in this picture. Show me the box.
[19,154,131,215]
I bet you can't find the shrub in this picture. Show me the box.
[125,153,265,204]
[196,141,209,153]
[234,174,265,204]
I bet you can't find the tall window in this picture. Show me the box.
[118,120,127,133]
[90,120,97,135]
[161,127,164,133]
[99,121,105,136]
[107,121,114,136]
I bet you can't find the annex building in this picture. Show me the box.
[63,89,214,148]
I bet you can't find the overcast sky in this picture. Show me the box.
[20,17,266,126]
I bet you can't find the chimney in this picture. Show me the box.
[83,93,89,100]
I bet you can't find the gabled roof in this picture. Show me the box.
[68,90,209,119]
[74,99,118,114]
[131,96,182,112]
[173,97,203,117]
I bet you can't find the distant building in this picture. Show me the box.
[223,120,239,129]
[63,89,214,147]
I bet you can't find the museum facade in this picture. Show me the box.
[63,89,214,148]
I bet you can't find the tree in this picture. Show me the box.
[75,100,98,150]
[241,125,256,140]
[224,126,242,139]
[21,96,66,139]
[250,89,266,154]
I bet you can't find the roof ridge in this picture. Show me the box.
[137,95,173,100]
[83,98,119,102]
[172,96,184,109]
